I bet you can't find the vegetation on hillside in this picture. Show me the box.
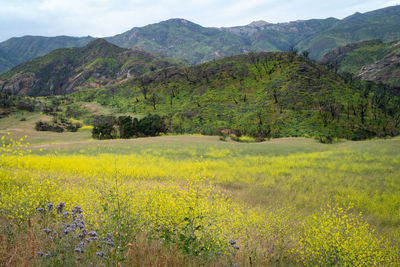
[0,39,186,96]
[0,36,94,74]
[1,5,400,73]
[72,51,400,141]
[321,39,400,86]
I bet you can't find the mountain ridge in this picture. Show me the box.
[0,5,400,73]
[0,39,185,96]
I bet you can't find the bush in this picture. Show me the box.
[35,117,82,133]
[118,116,135,139]
[16,100,36,112]
[91,114,167,140]
[35,121,64,133]
[135,114,167,137]
[92,116,117,140]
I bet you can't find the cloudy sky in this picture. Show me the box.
[0,0,398,42]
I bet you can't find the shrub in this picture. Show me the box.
[92,116,117,140]
[117,116,134,139]
[16,100,36,112]
[35,121,64,133]
[135,114,167,137]
[35,117,82,133]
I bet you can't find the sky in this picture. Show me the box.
[0,0,399,42]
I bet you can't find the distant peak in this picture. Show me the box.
[163,18,194,25]
[87,38,110,45]
[84,38,122,51]
[247,20,270,27]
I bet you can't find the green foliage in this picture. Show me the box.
[76,52,400,140]
[320,39,400,86]
[0,36,94,74]
[0,39,185,96]
[118,116,135,139]
[92,116,117,140]
[1,5,400,74]
[297,6,400,59]
[91,114,167,140]
[35,116,82,133]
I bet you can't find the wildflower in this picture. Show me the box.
[46,203,53,211]
[45,252,51,258]
[88,231,98,237]
[72,206,83,215]
[56,202,65,213]
[37,252,44,257]
[74,247,84,253]
[233,246,240,250]
[43,228,52,235]
[106,240,115,247]
[63,212,69,218]
[36,207,44,214]
[74,219,85,229]
[96,251,106,258]
[77,242,86,248]
[229,240,236,245]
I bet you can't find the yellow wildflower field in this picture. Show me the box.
[1,135,399,266]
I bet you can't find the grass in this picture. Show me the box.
[1,132,399,266]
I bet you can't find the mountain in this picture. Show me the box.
[0,39,185,96]
[320,39,400,86]
[0,36,94,74]
[107,19,249,64]
[0,5,400,73]
[221,18,339,52]
[74,51,400,139]
[297,6,400,59]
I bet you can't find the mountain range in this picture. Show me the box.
[0,39,184,96]
[0,37,399,140]
[320,39,400,86]
[0,5,399,74]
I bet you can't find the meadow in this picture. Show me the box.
[1,128,400,266]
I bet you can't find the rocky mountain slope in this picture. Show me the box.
[297,6,400,59]
[320,39,400,86]
[0,36,94,74]
[1,6,399,73]
[0,39,185,96]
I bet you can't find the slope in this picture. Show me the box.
[320,39,400,86]
[1,6,400,72]
[0,35,94,74]
[0,39,185,96]
[74,52,400,139]
[297,6,400,59]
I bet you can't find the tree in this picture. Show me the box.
[117,116,134,138]
[92,116,116,140]
[147,93,161,110]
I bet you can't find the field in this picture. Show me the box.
[1,121,400,266]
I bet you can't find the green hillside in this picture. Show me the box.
[320,39,400,86]
[297,6,400,59]
[107,19,249,64]
[72,52,400,140]
[1,6,400,73]
[0,39,186,96]
[0,35,94,74]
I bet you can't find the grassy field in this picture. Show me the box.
[1,129,400,266]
